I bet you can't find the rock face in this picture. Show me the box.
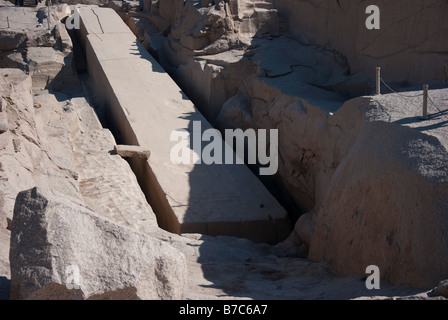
[0,63,430,301]
[10,187,187,300]
[125,0,371,215]
[0,69,38,227]
[274,0,448,84]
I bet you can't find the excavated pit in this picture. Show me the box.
[74,6,291,245]
[3,1,448,299]
[115,0,448,289]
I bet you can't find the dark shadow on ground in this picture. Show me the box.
[394,110,448,132]
[0,276,10,300]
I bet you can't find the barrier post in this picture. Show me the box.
[7,17,9,28]
[422,85,429,120]
[47,0,51,30]
[376,67,381,95]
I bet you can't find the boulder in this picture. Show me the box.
[274,210,316,258]
[25,47,75,92]
[159,0,184,24]
[309,121,448,289]
[10,187,188,300]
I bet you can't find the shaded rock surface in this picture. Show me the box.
[275,0,448,84]
[434,280,448,298]
[10,187,187,300]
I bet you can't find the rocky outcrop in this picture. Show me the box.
[0,5,77,92]
[316,90,448,285]
[10,187,187,300]
[160,0,284,121]
[126,0,448,289]
[1,65,430,301]
[0,65,190,299]
[0,69,41,227]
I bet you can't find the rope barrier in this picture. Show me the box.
[427,95,448,121]
[377,70,448,121]
[380,78,424,98]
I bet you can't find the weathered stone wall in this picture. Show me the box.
[274,0,448,84]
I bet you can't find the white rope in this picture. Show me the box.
[380,76,448,121]
[380,78,424,98]
[427,94,448,121]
